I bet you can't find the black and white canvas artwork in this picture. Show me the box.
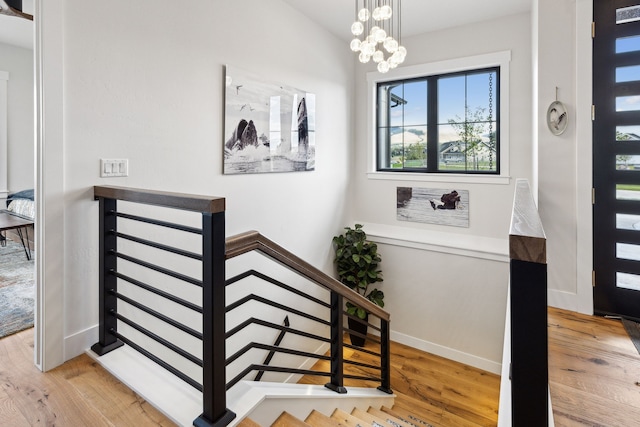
[224,66,316,174]
[397,187,469,228]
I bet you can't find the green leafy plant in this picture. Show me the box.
[332,224,384,319]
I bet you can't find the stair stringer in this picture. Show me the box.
[228,381,395,427]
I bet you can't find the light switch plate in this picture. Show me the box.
[100,159,129,177]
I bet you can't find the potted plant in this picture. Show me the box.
[332,224,384,346]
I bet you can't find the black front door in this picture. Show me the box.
[594,0,640,320]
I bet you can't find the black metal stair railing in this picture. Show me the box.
[223,231,392,396]
[91,186,392,427]
[91,185,234,427]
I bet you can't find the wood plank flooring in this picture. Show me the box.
[298,337,501,427]
[0,329,173,426]
[548,307,640,427]
[0,307,638,426]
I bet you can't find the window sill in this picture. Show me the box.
[367,171,512,185]
[359,222,509,263]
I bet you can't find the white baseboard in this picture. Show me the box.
[547,289,593,316]
[64,324,97,361]
[391,330,501,375]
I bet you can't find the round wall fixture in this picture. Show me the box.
[547,100,568,136]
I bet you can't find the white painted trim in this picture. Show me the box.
[88,346,202,427]
[548,288,582,313]
[367,171,511,185]
[545,0,593,315]
[391,329,501,375]
[357,221,510,263]
[34,0,66,371]
[574,0,594,315]
[366,51,512,182]
[0,70,7,198]
[64,325,98,361]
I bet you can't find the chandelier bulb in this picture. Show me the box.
[358,8,370,22]
[351,21,364,36]
[359,51,371,63]
[350,38,362,52]
[377,60,390,73]
[384,37,398,53]
[380,5,393,20]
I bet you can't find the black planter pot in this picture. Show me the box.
[348,314,368,347]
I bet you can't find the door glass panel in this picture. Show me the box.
[617,243,640,261]
[617,35,640,53]
[616,65,640,83]
[617,96,640,112]
[617,184,640,200]
[617,213,640,230]
[616,154,640,170]
[617,126,640,140]
[617,272,640,291]
[617,6,640,24]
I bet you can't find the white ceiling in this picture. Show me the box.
[282,0,532,42]
[0,0,34,50]
[0,0,533,53]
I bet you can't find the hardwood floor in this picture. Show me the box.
[0,307,638,426]
[0,329,173,426]
[548,307,640,427]
[298,337,501,427]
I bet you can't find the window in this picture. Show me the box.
[367,51,511,183]
[377,67,499,174]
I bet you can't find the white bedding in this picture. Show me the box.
[7,199,35,220]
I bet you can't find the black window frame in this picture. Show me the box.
[376,66,501,175]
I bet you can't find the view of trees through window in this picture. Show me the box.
[377,67,499,174]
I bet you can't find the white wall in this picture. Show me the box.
[56,0,355,360]
[351,13,533,371]
[535,0,593,314]
[0,42,34,193]
[38,0,596,377]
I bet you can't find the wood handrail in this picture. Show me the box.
[94,185,225,214]
[226,230,390,322]
[509,179,546,264]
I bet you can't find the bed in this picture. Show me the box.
[1,189,35,259]
[5,189,35,220]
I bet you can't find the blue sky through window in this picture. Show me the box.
[387,71,496,127]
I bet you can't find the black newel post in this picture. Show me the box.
[325,291,347,394]
[91,196,123,355]
[510,259,548,427]
[378,318,392,394]
[194,212,236,427]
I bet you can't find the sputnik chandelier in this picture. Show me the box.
[350,0,406,73]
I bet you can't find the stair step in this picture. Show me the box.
[272,411,312,427]
[367,407,414,427]
[331,408,369,427]
[380,407,422,427]
[305,409,345,427]
[385,405,438,427]
[351,407,394,427]
[237,417,262,427]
